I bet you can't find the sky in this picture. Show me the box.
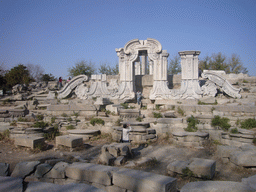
[0,0,256,79]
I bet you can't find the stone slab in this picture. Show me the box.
[56,135,83,148]
[113,168,177,192]
[26,181,105,192]
[0,176,23,192]
[180,181,254,192]
[34,163,52,178]
[44,162,69,179]
[14,136,45,149]
[0,163,10,176]
[242,174,256,190]
[230,151,256,167]
[11,161,40,178]
[188,158,216,179]
[65,163,119,186]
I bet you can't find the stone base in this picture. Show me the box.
[56,135,83,148]
[14,136,45,149]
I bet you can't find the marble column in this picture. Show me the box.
[141,52,147,75]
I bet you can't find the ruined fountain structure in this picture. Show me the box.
[57,38,241,102]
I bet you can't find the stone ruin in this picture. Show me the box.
[0,38,256,191]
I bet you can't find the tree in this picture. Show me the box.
[227,54,248,74]
[4,64,32,89]
[209,52,228,71]
[199,55,211,70]
[199,53,247,74]
[26,64,45,82]
[99,61,119,75]
[68,60,96,77]
[168,55,181,74]
[41,73,56,82]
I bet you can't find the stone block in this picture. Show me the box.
[11,161,40,178]
[45,159,66,166]
[217,145,239,158]
[14,136,45,149]
[0,176,23,192]
[0,163,10,176]
[188,158,216,179]
[66,163,119,186]
[44,162,69,179]
[242,174,256,190]
[180,181,255,192]
[114,156,126,166]
[34,163,52,178]
[106,185,126,192]
[26,182,105,192]
[113,168,177,192]
[167,160,190,175]
[99,151,116,165]
[56,135,83,148]
[230,151,256,167]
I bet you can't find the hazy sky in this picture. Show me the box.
[1,0,256,78]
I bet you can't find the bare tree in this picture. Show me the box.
[26,64,45,82]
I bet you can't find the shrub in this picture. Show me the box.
[66,125,75,130]
[51,116,56,124]
[198,100,218,105]
[182,167,195,178]
[211,116,231,131]
[44,124,60,140]
[136,116,143,122]
[17,117,28,122]
[115,118,122,126]
[240,118,256,129]
[10,121,17,126]
[155,105,160,110]
[36,114,44,121]
[177,107,185,116]
[90,118,105,126]
[73,111,79,117]
[33,121,49,128]
[253,138,256,145]
[67,117,72,122]
[121,103,129,109]
[141,106,147,110]
[153,112,163,118]
[185,116,199,132]
[242,79,249,83]
[231,128,239,134]
[61,113,68,117]
[0,129,10,141]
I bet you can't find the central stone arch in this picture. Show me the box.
[116,38,169,100]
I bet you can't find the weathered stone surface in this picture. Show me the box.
[14,136,45,149]
[56,135,83,148]
[34,163,52,178]
[0,163,10,176]
[44,162,69,179]
[167,160,190,175]
[11,161,40,178]
[102,143,131,157]
[217,145,239,158]
[66,163,119,186]
[45,159,66,166]
[113,168,177,192]
[157,118,183,124]
[26,181,105,192]
[242,174,256,190]
[230,151,256,167]
[114,156,126,166]
[188,158,216,179]
[0,176,23,192]
[98,151,116,165]
[105,185,126,192]
[180,181,254,192]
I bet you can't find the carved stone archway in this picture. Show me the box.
[115,38,169,100]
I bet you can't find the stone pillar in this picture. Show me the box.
[148,60,153,75]
[178,51,202,99]
[141,52,147,75]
